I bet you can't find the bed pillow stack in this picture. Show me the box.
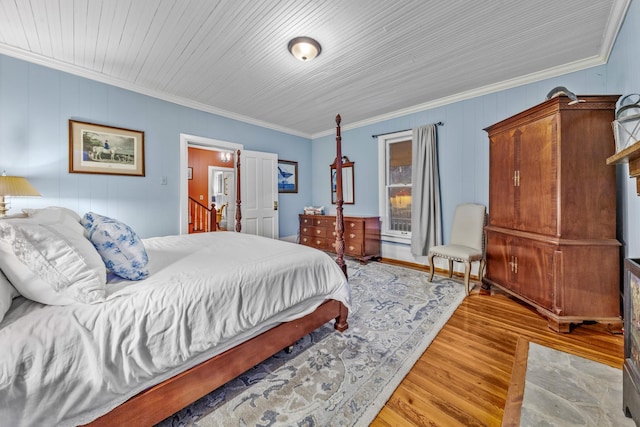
[0,207,108,309]
[81,212,150,281]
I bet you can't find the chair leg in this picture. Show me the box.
[428,254,435,282]
[463,261,471,296]
[479,259,486,279]
[448,259,453,278]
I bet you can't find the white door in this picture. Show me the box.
[240,150,279,238]
[208,166,235,230]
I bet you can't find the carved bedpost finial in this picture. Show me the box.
[336,114,341,126]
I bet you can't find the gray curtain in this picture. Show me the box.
[410,124,442,256]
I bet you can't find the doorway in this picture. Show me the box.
[208,166,235,230]
[179,134,242,234]
[179,134,280,238]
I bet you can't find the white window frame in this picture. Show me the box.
[378,130,413,244]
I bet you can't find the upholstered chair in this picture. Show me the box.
[428,203,486,295]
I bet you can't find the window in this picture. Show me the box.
[378,130,413,242]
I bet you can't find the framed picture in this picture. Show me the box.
[277,159,298,193]
[187,167,193,180]
[69,120,145,176]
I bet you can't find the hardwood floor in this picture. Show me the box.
[370,280,624,426]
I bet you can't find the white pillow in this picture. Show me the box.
[0,270,19,322]
[22,206,82,223]
[0,209,107,305]
[81,212,150,281]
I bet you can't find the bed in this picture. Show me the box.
[0,116,350,426]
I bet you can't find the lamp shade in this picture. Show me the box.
[288,37,321,61]
[0,174,41,217]
[0,175,41,197]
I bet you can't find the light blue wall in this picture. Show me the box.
[0,56,312,238]
[2,1,639,253]
[312,0,640,257]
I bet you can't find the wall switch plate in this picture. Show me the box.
[161,176,168,185]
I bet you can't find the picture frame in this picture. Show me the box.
[69,119,145,176]
[277,159,298,193]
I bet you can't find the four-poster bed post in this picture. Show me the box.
[334,114,347,278]
[235,149,242,232]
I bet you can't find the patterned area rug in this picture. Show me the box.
[521,343,633,427]
[157,260,466,427]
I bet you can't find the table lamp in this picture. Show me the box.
[0,171,41,217]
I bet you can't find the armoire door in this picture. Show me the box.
[516,114,558,236]
[511,237,554,310]
[488,130,515,228]
[485,231,516,292]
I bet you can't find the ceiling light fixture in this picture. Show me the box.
[220,152,232,163]
[288,37,321,62]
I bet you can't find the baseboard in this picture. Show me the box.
[379,257,481,281]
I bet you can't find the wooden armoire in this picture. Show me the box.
[483,95,622,333]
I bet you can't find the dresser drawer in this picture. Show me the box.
[313,217,334,228]
[311,237,328,249]
[344,229,364,243]
[300,235,327,248]
[344,219,364,230]
[301,225,326,237]
[345,242,364,257]
[299,214,380,263]
[300,224,314,236]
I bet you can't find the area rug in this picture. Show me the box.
[156,260,466,427]
[519,342,634,427]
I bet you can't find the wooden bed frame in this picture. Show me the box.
[86,115,349,426]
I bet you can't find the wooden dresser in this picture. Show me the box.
[299,214,381,263]
[483,95,622,333]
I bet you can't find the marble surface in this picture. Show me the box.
[521,342,635,427]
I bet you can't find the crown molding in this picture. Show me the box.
[0,45,312,139]
[311,55,608,139]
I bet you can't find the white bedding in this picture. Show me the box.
[0,232,350,427]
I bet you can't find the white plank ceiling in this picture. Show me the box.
[0,0,630,137]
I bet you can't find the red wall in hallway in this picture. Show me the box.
[188,147,234,206]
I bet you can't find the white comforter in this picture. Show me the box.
[0,232,350,427]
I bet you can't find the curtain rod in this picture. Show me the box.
[371,121,444,139]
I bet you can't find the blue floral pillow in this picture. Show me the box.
[81,212,149,280]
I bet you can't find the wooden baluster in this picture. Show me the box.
[211,203,218,231]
